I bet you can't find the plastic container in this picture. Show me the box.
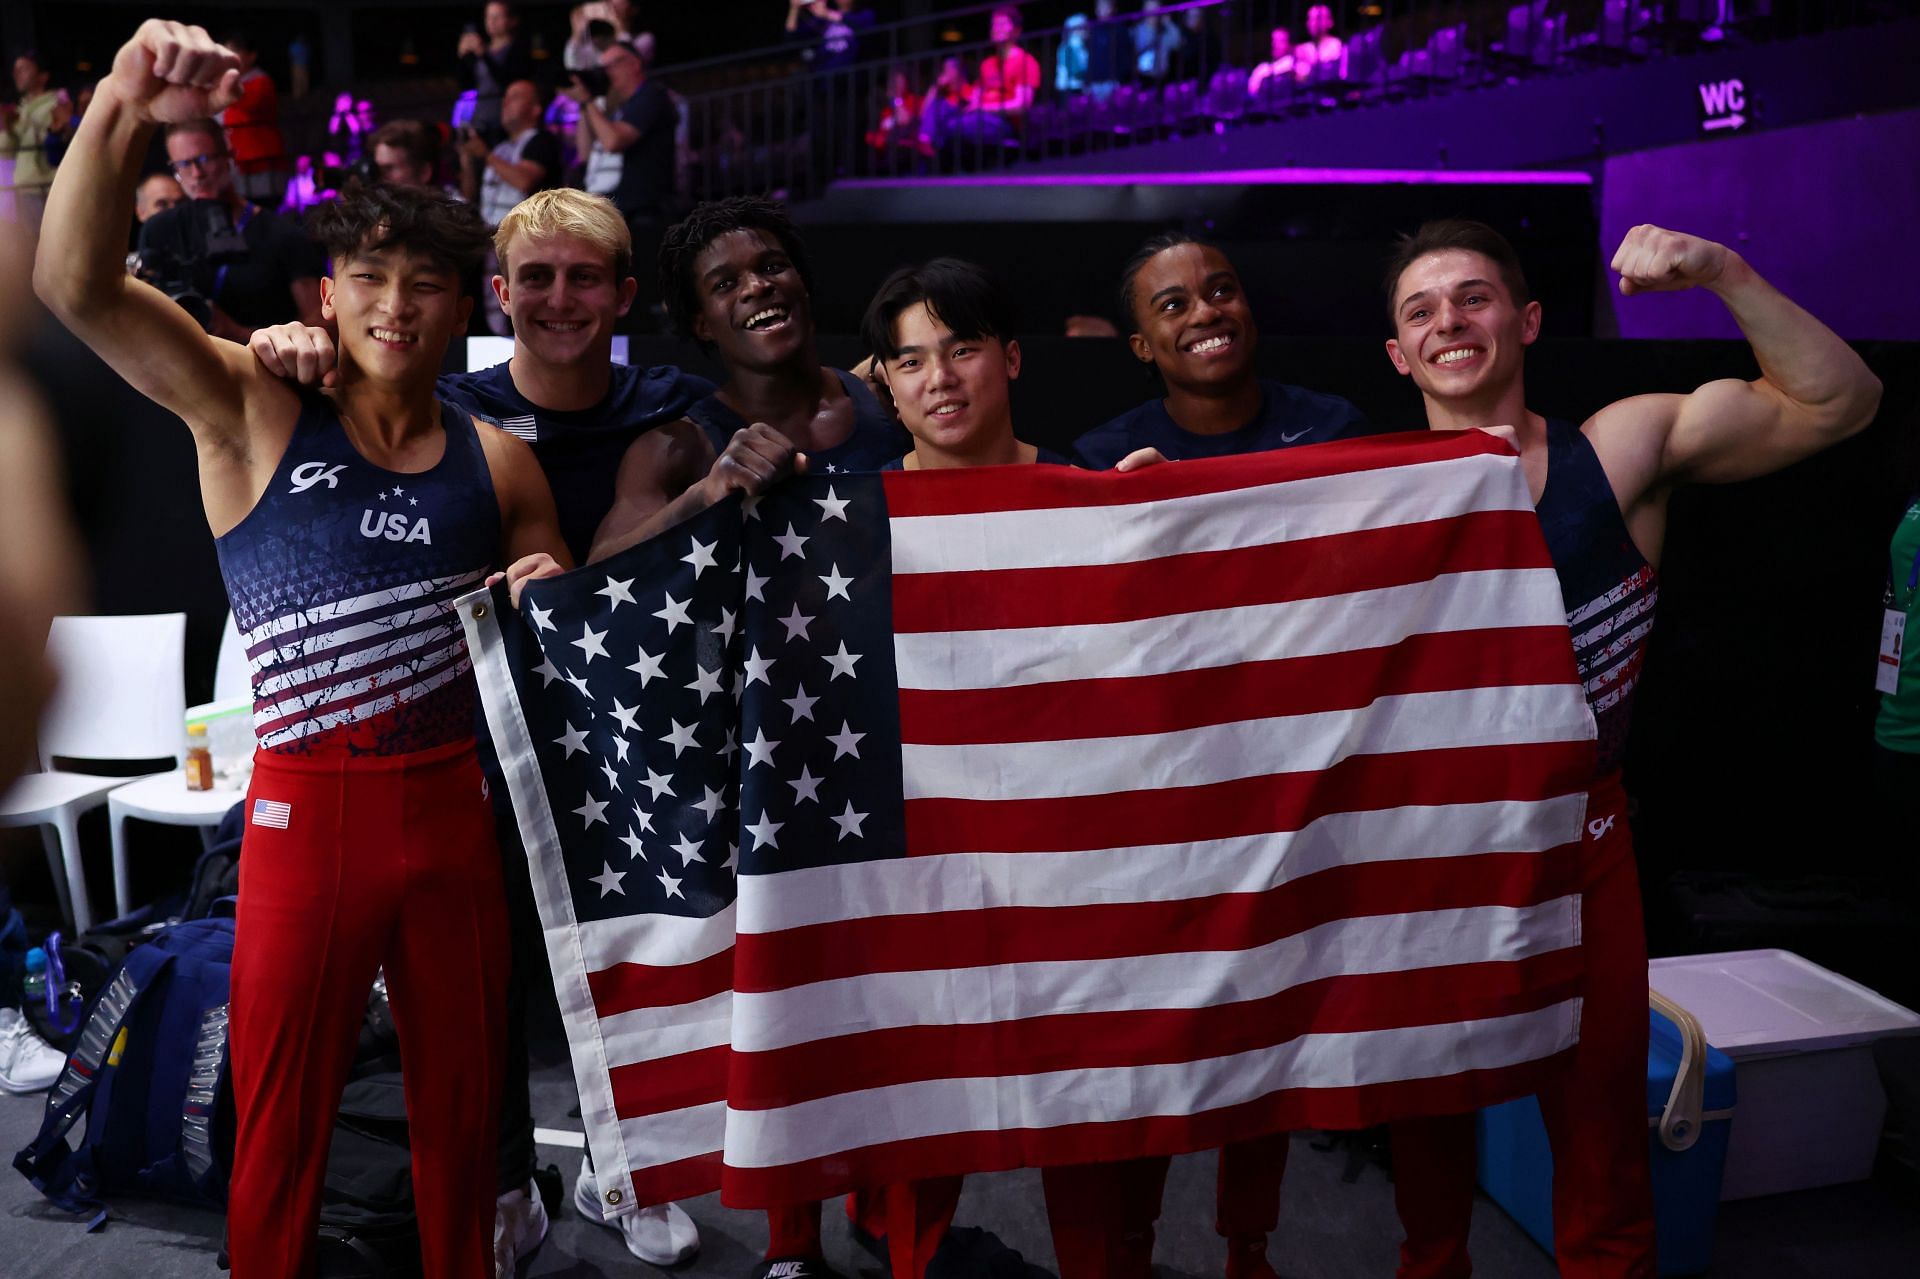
[1648,948,1920,1200]
[1478,991,1736,1276]
[184,723,213,791]
[22,947,48,1004]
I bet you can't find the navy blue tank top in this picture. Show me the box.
[686,368,910,474]
[216,395,502,756]
[1534,418,1658,776]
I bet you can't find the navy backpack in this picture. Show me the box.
[12,915,237,1222]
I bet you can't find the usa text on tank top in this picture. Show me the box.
[215,395,502,755]
[1534,417,1658,776]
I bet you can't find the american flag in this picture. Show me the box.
[461,430,1596,1220]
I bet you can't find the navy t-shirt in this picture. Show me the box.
[1070,379,1377,469]
[440,359,713,563]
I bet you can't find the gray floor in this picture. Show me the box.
[3,1062,1917,1279]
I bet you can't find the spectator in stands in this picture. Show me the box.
[1085,0,1125,99]
[786,0,859,71]
[1134,1,1185,80]
[40,81,89,171]
[220,33,290,208]
[567,37,675,322]
[0,52,67,230]
[867,68,923,164]
[1301,3,1344,81]
[459,2,534,139]
[1248,27,1296,96]
[565,1,641,72]
[1177,1,1224,80]
[288,30,312,99]
[370,119,448,192]
[976,6,1042,124]
[138,118,324,339]
[460,81,558,227]
[917,56,972,159]
[1057,13,1092,93]
[134,172,185,223]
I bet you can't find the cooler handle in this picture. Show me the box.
[1649,988,1706,1152]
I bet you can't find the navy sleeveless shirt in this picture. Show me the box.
[686,368,910,474]
[1534,418,1658,777]
[215,394,502,756]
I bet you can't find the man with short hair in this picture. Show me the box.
[217,32,288,206]
[460,80,557,229]
[249,184,713,1275]
[139,115,324,338]
[0,51,68,228]
[370,118,446,191]
[1381,219,1882,1279]
[590,195,907,562]
[36,21,570,1273]
[133,171,184,222]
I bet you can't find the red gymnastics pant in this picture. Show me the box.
[1391,773,1656,1279]
[226,741,509,1278]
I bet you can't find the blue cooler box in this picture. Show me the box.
[1476,992,1736,1276]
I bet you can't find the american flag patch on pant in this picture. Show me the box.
[251,799,291,829]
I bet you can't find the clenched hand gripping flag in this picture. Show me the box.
[460,429,1597,1220]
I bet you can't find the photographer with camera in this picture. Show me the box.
[565,37,674,329]
[458,81,556,227]
[458,2,533,139]
[135,118,323,339]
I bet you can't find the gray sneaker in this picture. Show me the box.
[0,1008,63,1094]
[573,1155,700,1265]
[493,1180,551,1278]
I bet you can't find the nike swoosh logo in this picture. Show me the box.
[1280,428,1315,444]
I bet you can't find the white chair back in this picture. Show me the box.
[212,611,251,703]
[39,614,189,767]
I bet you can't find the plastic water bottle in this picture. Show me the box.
[22,947,48,1006]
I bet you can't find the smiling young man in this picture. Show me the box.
[34,21,572,1275]
[1061,229,1389,1279]
[1072,231,1377,472]
[589,195,908,562]
[248,185,711,1273]
[1381,219,1882,1279]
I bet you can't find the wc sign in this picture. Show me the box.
[1698,77,1748,134]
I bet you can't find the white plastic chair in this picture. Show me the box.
[0,614,188,932]
[108,612,255,919]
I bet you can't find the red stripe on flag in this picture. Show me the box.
[589,947,735,1018]
[901,741,1595,856]
[898,626,1579,746]
[628,1151,726,1213]
[717,1053,1567,1209]
[889,510,1551,634]
[878,430,1513,518]
[733,846,1581,992]
[610,1043,731,1120]
[724,951,1583,1110]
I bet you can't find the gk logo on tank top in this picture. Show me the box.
[359,510,434,544]
[288,461,346,493]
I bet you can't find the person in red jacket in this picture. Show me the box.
[218,32,288,207]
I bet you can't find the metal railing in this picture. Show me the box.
[665,0,1896,203]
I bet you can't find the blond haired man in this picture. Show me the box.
[250,186,711,1274]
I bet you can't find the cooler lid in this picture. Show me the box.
[1649,949,1920,1059]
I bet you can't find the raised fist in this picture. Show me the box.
[703,422,807,501]
[1610,224,1733,297]
[107,20,243,124]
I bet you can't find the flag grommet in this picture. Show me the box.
[473,603,489,620]
[605,1187,623,1206]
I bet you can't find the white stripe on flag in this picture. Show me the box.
[619,1100,728,1173]
[735,795,1588,933]
[723,1002,1580,1169]
[601,993,735,1070]
[732,898,1582,1053]
[899,684,1594,802]
[887,451,1522,576]
[575,904,737,976]
[891,567,1567,691]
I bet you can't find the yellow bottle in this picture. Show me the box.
[184,723,213,792]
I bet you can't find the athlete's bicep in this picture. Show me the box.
[589,422,708,558]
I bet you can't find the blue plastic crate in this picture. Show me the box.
[1477,995,1736,1275]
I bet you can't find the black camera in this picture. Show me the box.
[133,198,251,332]
[571,66,612,99]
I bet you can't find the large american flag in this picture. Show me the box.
[461,430,1596,1220]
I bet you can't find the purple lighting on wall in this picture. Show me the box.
[835,168,1594,190]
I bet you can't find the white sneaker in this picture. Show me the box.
[493,1180,551,1278]
[0,1008,64,1094]
[573,1155,700,1265]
